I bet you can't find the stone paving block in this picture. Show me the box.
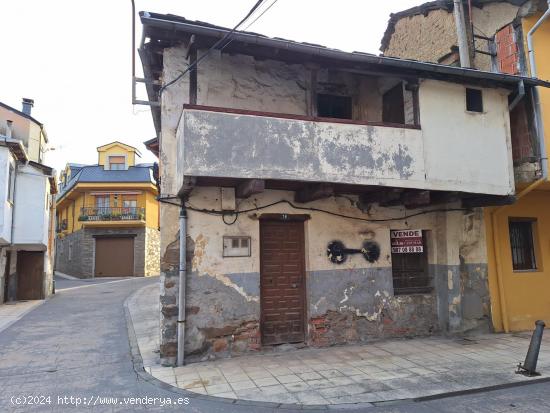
[293,390,328,405]
[319,369,344,379]
[283,381,311,393]
[205,383,232,395]
[252,376,279,387]
[259,384,288,395]
[305,378,335,390]
[298,371,323,381]
[276,374,302,384]
[317,386,352,399]
[229,379,257,391]
[329,376,355,386]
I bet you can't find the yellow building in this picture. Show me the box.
[55,142,160,277]
[486,9,550,333]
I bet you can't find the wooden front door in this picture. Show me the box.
[260,219,306,345]
[16,251,44,300]
[94,237,134,277]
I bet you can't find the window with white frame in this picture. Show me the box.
[108,155,126,170]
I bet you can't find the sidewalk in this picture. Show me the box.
[0,300,44,333]
[127,283,550,406]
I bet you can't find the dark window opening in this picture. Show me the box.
[391,230,431,295]
[466,88,483,113]
[509,219,537,271]
[382,84,405,124]
[316,94,352,119]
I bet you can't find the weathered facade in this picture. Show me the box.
[139,12,549,365]
[381,0,550,333]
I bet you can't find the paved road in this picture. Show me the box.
[0,276,549,412]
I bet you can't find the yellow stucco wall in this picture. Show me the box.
[486,191,550,332]
[523,13,550,150]
[486,14,550,332]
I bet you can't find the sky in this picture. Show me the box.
[0,0,422,173]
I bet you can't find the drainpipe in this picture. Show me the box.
[453,0,472,68]
[527,0,550,180]
[491,6,550,332]
[177,204,187,366]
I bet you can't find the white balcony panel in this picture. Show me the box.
[179,110,426,189]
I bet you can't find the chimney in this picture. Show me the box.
[6,120,13,138]
[22,98,34,116]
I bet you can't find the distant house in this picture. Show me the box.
[55,141,160,277]
[0,99,57,303]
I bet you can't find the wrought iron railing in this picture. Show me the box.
[79,207,145,222]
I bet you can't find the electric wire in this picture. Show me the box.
[158,0,266,97]
[157,196,469,225]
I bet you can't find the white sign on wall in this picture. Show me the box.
[390,229,424,254]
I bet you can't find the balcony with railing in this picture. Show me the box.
[79,207,146,224]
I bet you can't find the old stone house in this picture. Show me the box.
[138,11,549,365]
[381,0,550,333]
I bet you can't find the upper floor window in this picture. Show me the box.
[509,219,537,271]
[466,88,483,113]
[317,94,352,120]
[382,84,405,124]
[123,198,137,212]
[95,195,110,209]
[108,156,126,170]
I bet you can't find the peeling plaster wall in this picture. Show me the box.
[179,79,514,196]
[171,187,489,361]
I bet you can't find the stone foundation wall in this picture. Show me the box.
[145,227,161,276]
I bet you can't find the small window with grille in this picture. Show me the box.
[509,219,538,271]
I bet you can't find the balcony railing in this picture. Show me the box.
[79,207,145,222]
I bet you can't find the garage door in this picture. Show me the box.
[94,237,134,277]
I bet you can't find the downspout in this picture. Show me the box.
[177,204,187,366]
[491,6,550,332]
[453,0,472,68]
[527,0,550,180]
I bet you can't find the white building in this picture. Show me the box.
[0,100,57,303]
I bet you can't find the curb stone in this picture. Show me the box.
[122,285,550,410]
